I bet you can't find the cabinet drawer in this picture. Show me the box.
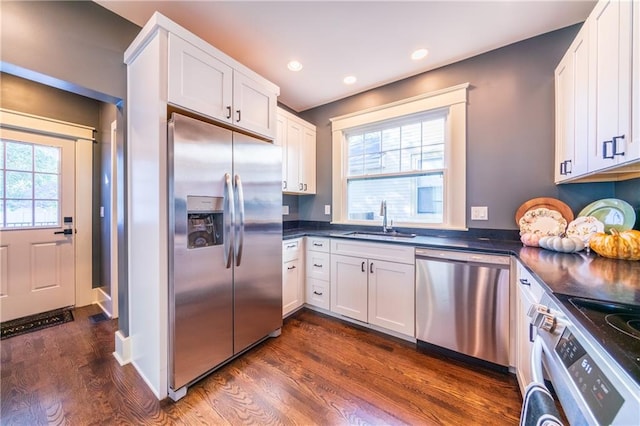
[331,239,414,264]
[283,239,302,262]
[306,278,330,310]
[306,251,330,281]
[307,237,330,253]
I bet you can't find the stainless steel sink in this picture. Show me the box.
[345,231,416,239]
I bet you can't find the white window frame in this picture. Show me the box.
[330,83,468,230]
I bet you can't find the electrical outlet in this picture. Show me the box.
[471,206,488,220]
[324,205,331,215]
[282,205,289,215]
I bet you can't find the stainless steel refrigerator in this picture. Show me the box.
[168,112,282,397]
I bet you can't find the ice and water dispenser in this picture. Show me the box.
[186,196,223,249]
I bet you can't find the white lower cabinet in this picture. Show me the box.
[305,237,330,310]
[515,260,545,396]
[330,239,415,337]
[282,239,304,317]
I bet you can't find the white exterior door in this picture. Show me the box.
[0,128,76,321]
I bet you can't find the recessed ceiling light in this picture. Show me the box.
[411,48,429,60]
[287,60,303,72]
[343,75,357,85]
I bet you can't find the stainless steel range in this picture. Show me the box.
[529,292,640,424]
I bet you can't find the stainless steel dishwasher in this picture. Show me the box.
[415,248,510,367]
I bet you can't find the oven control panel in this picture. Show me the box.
[556,328,625,425]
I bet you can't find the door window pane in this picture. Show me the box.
[6,141,33,171]
[35,200,58,226]
[1,140,62,229]
[34,173,58,199]
[34,145,60,173]
[6,199,32,227]
[6,171,32,199]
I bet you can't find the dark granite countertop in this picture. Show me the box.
[284,225,640,307]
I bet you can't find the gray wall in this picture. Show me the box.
[1,0,139,103]
[297,24,626,230]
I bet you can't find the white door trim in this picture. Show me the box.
[96,120,119,318]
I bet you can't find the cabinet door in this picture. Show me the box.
[299,126,316,194]
[275,114,287,191]
[368,260,415,336]
[233,71,277,139]
[285,119,302,193]
[168,34,233,123]
[330,254,368,322]
[589,0,633,170]
[555,24,589,183]
[283,259,302,316]
[516,279,536,396]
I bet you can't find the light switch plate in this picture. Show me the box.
[471,206,488,220]
[282,205,289,215]
[324,205,331,215]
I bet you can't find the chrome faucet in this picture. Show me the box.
[380,200,392,233]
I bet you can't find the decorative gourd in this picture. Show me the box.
[538,234,585,253]
[520,232,542,247]
[589,229,640,260]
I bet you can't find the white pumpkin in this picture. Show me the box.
[539,234,585,253]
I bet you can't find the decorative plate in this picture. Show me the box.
[566,216,605,243]
[518,208,567,236]
[515,197,574,226]
[577,198,636,232]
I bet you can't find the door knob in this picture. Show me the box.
[54,229,73,235]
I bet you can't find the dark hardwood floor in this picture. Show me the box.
[1,305,523,425]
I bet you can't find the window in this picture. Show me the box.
[331,83,468,229]
[1,139,61,228]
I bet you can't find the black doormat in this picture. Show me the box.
[1,307,74,340]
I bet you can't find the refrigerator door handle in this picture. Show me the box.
[234,174,245,267]
[224,173,234,269]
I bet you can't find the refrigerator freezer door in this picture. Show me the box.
[232,132,283,353]
[169,113,234,390]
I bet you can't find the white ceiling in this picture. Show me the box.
[95,1,596,112]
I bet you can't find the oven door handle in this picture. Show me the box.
[530,335,546,386]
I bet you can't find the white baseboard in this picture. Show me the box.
[96,287,117,319]
[113,330,131,366]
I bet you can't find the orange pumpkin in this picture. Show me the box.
[589,229,640,260]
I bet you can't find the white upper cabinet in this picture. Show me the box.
[554,23,589,183]
[588,0,635,170]
[168,34,233,124]
[166,32,278,140]
[233,71,278,138]
[554,0,640,183]
[276,107,317,194]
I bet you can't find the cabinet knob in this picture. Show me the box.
[236,110,241,122]
[313,263,323,268]
[369,262,374,274]
[313,291,323,296]
[519,278,530,286]
[283,180,287,190]
[565,159,572,174]
[299,183,303,190]
[287,265,296,270]
[361,261,365,272]
[226,106,231,119]
[304,183,307,191]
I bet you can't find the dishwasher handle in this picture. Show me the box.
[415,248,510,266]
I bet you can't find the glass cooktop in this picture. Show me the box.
[555,294,640,387]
